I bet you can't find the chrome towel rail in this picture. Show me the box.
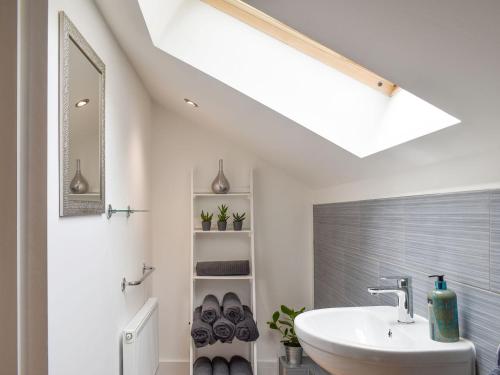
[122,264,156,292]
[107,204,149,219]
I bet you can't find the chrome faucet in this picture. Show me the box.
[368,276,414,324]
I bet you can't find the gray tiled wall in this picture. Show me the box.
[314,190,500,375]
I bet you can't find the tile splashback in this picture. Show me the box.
[314,189,500,375]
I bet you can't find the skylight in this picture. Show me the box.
[138,0,460,157]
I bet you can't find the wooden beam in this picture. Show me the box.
[202,0,398,96]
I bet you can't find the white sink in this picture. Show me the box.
[295,306,475,375]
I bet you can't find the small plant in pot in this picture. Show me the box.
[232,212,246,231]
[200,211,213,231]
[217,204,229,231]
[267,305,306,367]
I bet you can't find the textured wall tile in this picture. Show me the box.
[448,281,500,375]
[314,190,500,375]
[360,198,405,264]
[343,252,380,306]
[491,192,500,292]
[404,192,490,288]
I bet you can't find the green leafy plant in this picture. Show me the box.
[266,305,305,347]
[217,204,229,222]
[232,212,246,223]
[201,210,213,222]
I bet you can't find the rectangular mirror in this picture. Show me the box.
[59,12,105,216]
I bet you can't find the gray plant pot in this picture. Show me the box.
[233,221,243,231]
[217,221,227,231]
[285,345,303,367]
[202,221,212,231]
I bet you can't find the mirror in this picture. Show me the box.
[59,12,105,216]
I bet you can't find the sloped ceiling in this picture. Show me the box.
[95,0,500,189]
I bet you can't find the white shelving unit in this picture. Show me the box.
[189,169,257,375]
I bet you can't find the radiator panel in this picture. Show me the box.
[123,298,159,375]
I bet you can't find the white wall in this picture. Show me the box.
[47,1,152,374]
[314,146,500,203]
[151,106,313,374]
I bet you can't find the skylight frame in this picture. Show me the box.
[202,0,398,96]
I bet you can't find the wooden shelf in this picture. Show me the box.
[190,169,257,374]
[193,275,253,280]
[193,229,252,234]
[193,192,251,198]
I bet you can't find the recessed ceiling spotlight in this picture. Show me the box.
[75,99,90,108]
[184,98,199,108]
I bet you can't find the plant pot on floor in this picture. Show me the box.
[233,221,243,231]
[202,221,212,231]
[217,221,227,231]
[285,344,303,367]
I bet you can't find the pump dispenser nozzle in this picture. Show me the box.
[429,275,447,290]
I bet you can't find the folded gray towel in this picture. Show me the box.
[212,356,230,375]
[193,357,212,375]
[235,305,259,342]
[222,292,244,324]
[196,260,250,276]
[201,294,221,324]
[191,307,216,348]
[213,315,236,343]
[229,356,253,375]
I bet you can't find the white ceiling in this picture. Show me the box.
[95,0,500,189]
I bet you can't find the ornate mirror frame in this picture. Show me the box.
[59,12,105,216]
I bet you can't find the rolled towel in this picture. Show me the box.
[235,305,259,342]
[191,307,216,348]
[222,292,244,324]
[193,357,212,375]
[212,356,230,375]
[201,294,221,324]
[229,356,253,375]
[196,260,250,276]
[213,315,236,343]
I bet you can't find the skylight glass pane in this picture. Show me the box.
[138,0,460,157]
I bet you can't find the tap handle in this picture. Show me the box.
[381,276,412,287]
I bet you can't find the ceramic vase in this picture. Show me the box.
[69,159,89,194]
[211,159,230,194]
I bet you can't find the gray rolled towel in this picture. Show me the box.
[201,294,221,324]
[191,307,216,348]
[213,315,236,343]
[229,356,253,375]
[212,356,229,375]
[235,305,259,342]
[193,357,212,375]
[196,260,250,276]
[222,292,244,324]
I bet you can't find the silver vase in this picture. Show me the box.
[211,159,230,194]
[285,345,303,367]
[69,159,89,194]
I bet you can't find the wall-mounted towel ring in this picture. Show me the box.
[107,204,149,219]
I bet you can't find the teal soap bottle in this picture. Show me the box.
[427,275,459,342]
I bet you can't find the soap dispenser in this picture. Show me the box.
[427,275,459,342]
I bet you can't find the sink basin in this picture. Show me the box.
[295,306,475,375]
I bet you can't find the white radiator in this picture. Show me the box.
[123,298,159,375]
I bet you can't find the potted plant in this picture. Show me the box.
[267,305,306,367]
[217,204,229,231]
[232,212,246,231]
[200,210,213,231]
